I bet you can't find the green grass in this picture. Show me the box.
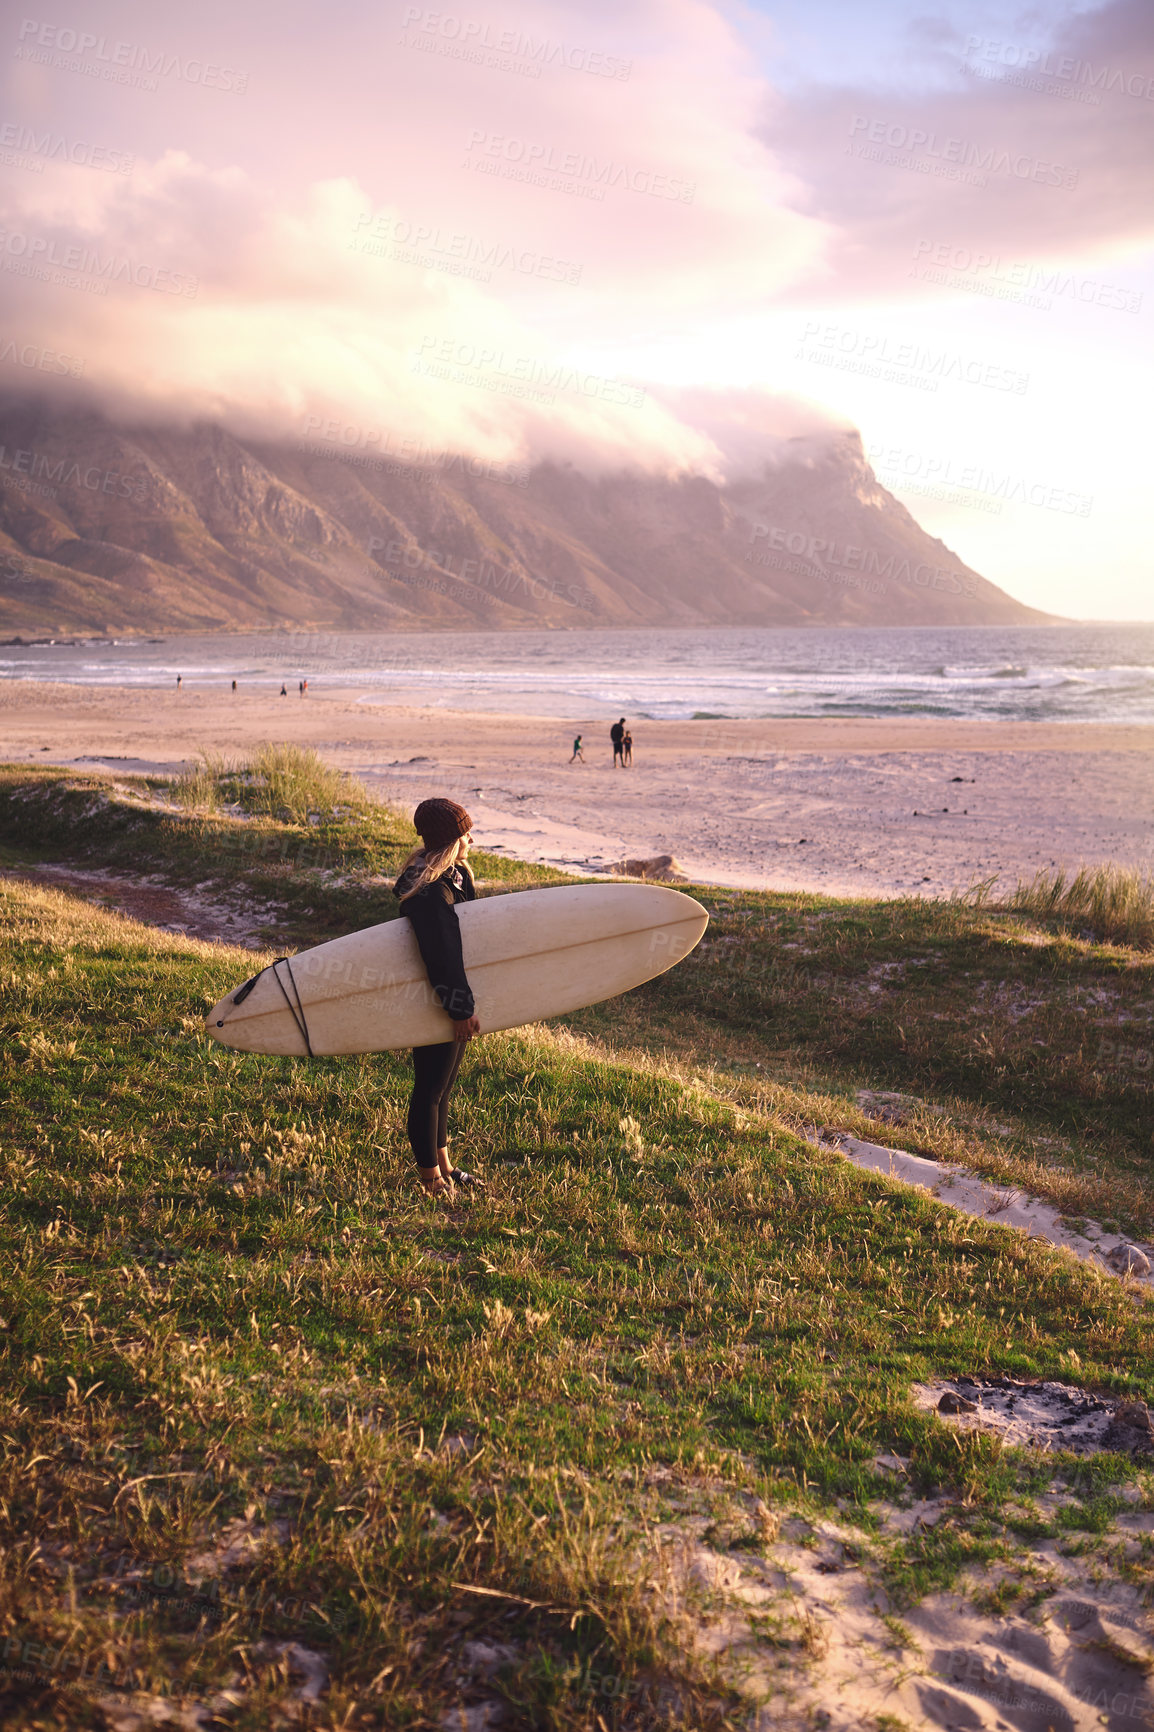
[231,742,372,826]
[1011,862,1154,951]
[1,767,1153,1725]
[569,887,1154,1241]
[171,751,232,813]
[173,744,380,832]
[0,763,566,950]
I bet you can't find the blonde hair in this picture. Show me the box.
[395,836,472,901]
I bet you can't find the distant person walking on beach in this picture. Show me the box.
[622,730,633,767]
[393,798,481,1200]
[176,674,182,690]
[231,679,237,693]
[280,684,288,697]
[569,734,584,763]
[611,718,626,767]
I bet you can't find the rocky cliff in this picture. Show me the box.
[0,399,1046,635]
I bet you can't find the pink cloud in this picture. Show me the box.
[0,0,835,470]
[758,0,1154,303]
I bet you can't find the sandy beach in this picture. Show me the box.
[2,680,1152,896]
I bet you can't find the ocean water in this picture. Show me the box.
[3,624,1154,725]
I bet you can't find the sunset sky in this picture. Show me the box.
[2,0,1151,618]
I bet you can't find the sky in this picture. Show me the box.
[1,0,1151,619]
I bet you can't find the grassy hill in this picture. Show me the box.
[0,766,1151,1727]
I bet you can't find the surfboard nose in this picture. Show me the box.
[206,964,314,1056]
[206,990,241,1047]
[649,889,709,960]
[206,972,265,1048]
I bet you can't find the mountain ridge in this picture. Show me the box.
[0,399,1050,635]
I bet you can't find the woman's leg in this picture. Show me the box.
[432,1040,467,1179]
[408,1042,460,1189]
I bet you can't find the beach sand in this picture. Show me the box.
[2,680,1152,896]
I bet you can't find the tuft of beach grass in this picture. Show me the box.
[241,742,373,825]
[171,750,239,813]
[1010,862,1154,951]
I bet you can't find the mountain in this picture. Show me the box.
[0,398,1047,635]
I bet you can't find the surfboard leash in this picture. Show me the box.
[270,956,315,1058]
[213,965,266,1028]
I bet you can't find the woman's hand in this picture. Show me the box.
[452,1015,481,1042]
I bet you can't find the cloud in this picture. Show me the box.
[0,152,730,471]
[758,0,1154,302]
[0,0,840,475]
[646,384,848,479]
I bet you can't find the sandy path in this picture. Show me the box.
[0,863,273,947]
[815,1130,1154,1287]
[674,1501,1154,1731]
[2,682,1152,897]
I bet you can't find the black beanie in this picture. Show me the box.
[413,797,473,849]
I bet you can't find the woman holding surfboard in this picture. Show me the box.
[393,798,482,1200]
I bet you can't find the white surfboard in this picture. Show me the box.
[206,883,708,1056]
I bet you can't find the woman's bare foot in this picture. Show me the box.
[419,1166,454,1200]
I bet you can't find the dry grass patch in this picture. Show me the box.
[1012,863,1154,951]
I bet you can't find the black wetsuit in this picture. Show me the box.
[394,861,476,1170]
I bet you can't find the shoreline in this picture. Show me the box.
[2,682,1152,897]
[0,618,1121,643]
